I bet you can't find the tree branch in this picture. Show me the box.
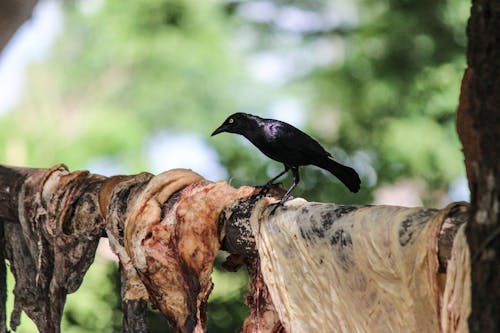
[0,165,469,332]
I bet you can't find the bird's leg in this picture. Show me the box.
[270,167,300,215]
[279,166,299,204]
[261,166,289,198]
[264,165,290,187]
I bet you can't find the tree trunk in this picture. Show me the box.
[456,1,500,332]
[0,0,39,54]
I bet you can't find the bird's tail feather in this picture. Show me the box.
[316,159,361,193]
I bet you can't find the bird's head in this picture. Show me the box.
[211,113,254,136]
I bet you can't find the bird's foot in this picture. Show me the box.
[258,186,271,197]
[258,182,282,196]
[269,202,281,215]
[269,195,291,215]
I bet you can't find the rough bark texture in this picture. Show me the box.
[0,0,38,54]
[457,1,500,332]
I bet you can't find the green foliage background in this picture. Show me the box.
[1,0,468,331]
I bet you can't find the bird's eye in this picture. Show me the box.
[228,118,234,124]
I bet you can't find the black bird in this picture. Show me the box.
[211,112,360,205]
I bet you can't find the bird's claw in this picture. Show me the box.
[269,202,281,215]
[258,182,281,197]
[258,186,271,197]
[269,195,291,215]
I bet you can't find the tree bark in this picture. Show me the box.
[457,1,500,332]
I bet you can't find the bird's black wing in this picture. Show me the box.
[271,121,360,192]
[262,121,332,166]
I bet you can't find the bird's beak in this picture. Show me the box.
[211,125,227,136]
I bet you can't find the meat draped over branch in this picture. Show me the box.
[0,165,469,333]
[1,164,105,333]
[246,199,470,333]
[100,169,257,332]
